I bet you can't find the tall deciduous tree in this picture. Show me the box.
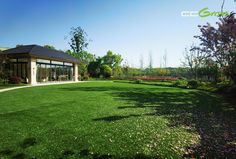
[102,50,123,69]
[88,58,102,78]
[69,27,88,54]
[163,50,168,68]
[195,13,236,83]
[182,44,207,79]
[139,54,144,70]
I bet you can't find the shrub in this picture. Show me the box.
[187,80,198,89]
[9,76,22,84]
[172,80,187,88]
[82,74,89,81]
[134,79,143,84]
[172,80,181,87]
[101,65,112,78]
[178,77,187,80]
[78,74,82,81]
[227,85,236,94]
[217,83,236,94]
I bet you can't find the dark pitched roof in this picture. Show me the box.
[3,45,79,63]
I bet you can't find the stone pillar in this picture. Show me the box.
[74,63,78,82]
[28,58,37,85]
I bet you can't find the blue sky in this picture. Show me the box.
[0,0,235,67]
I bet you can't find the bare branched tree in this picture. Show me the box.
[139,54,144,70]
[221,0,226,13]
[163,49,168,68]
[149,52,153,70]
[182,44,207,79]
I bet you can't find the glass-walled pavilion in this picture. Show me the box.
[2,45,79,84]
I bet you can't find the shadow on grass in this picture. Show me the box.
[61,85,236,158]
[58,148,155,159]
[20,137,37,149]
[0,137,37,159]
[93,114,141,122]
[114,80,188,89]
[113,89,236,158]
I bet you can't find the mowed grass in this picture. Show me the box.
[0,81,235,159]
[0,83,26,90]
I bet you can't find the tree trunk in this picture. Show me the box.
[230,73,236,84]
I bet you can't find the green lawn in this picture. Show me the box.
[0,83,26,90]
[0,81,235,159]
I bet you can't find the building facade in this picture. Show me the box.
[2,45,79,84]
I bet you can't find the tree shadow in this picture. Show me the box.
[0,137,38,159]
[60,86,153,92]
[111,89,236,158]
[20,137,37,149]
[60,85,236,158]
[93,114,141,122]
[58,148,156,159]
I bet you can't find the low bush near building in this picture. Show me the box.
[82,74,89,81]
[9,76,22,84]
[187,80,198,89]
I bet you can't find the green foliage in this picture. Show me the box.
[88,59,101,78]
[78,51,95,65]
[187,80,199,89]
[82,74,89,81]
[195,14,236,84]
[66,50,95,78]
[15,44,23,47]
[101,65,112,78]
[134,79,143,84]
[172,80,187,88]
[112,66,123,77]
[43,45,56,50]
[78,63,87,76]
[125,68,140,77]
[152,68,171,76]
[216,81,236,94]
[102,50,123,69]
[68,27,88,53]
[87,51,123,79]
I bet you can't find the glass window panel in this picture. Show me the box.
[13,64,17,76]
[9,64,14,76]
[46,65,51,81]
[18,58,28,62]
[35,62,74,82]
[17,64,21,78]
[51,66,56,81]
[41,64,46,82]
[36,64,41,82]
[22,64,26,79]
[10,59,17,62]
[37,59,50,64]
[64,62,73,66]
[51,60,63,65]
